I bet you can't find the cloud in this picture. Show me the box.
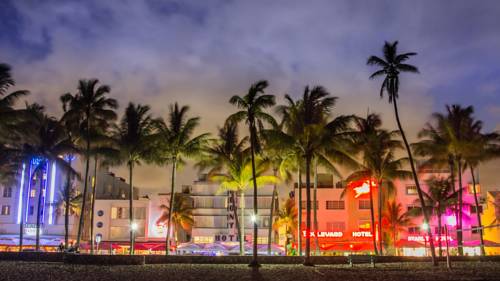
[1,0,499,191]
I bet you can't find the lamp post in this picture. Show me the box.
[131,222,138,255]
[422,223,429,257]
[444,216,456,270]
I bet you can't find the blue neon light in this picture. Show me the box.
[24,162,33,222]
[48,162,56,224]
[17,163,26,224]
[41,161,49,223]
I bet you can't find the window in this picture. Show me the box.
[30,189,36,198]
[134,207,146,220]
[326,200,345,210]
[326,221,345,231]
[301,201,319,210]
[358,221,371,230]
[407,205,419,212]
[468,184,480,194]
[3,187,12,198]
[408,226,420,234]
[97,210,104,217]
[96,222,103,228]
[110,226,129,239]
[470,205,483,214]
[29,206,34,216]
[1,205,10,215]
[111,207,129,219]
[406,185,418,195]
[195,197,214,208]
[358,200,371,210]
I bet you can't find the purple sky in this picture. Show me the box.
[1,0,499,192]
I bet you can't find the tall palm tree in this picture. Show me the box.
[116,103,156,254]
[154,103,209,256]
[411,177,459,257]
[273,198,298,256]
[157,193,194,247]
[0,63,29,131]
[278,87,357,265]
[228,80,276,266]
[211,155,278,256]
[61,79,118,250]
[367,41,437,265]
[197,120,248,253]
[348,113,412,255]
[382,200,412,255]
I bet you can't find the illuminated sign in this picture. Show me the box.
[302,231,344,238]
[353,180,376,198]
[352,231,373,237]
[407,235,453,242]
[24,224,42,236]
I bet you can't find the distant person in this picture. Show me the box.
[58,243,64,252]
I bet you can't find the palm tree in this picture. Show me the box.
[367,41,437,265]
[228,80,276,267]
[382,200,412,255]
[461,117,500,256]
[278,87,357,265]
[0,63,29,131]
[411,177,459,257]
[273,198,298,256]
[116,103,157,255]
[197,120,248,253]
[11,104,78,251]
[154,103,209,255]
[157,193,194,247]
[54,187,82,223]
[415,105,487,255]
[61,79,117,250]
[211,155,278,256]
[348,113,412,255]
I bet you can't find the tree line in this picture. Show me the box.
[0,41,499,266]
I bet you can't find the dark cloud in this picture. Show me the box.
[1,0,499,191]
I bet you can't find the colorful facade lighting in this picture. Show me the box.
[48,162,57,224]
[16,163,26,224]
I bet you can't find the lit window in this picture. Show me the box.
[326,200,345,210]
[358,200,371,210]
[3,187,12,198]
[1,205,10,215]
[468,184,480,194]
[30,189,36,198]
[406,185,418,195]
[257,237,268,245]
[359,221,371,230]
[193,236,214,243]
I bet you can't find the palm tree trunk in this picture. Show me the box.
[230,191,242,255]
[35,167,44,251]
[165,159,177,256]
[313,159,319,256]
[303,153,313,266]
[392,97,437,266]
[297,166,302,256]
[249,126,259,267]
[457,158,464,256]
[18,161,29,252]
[470,166,485,256]
[377,179,383,255]
[76,137,91,250]
[368,179,379,255]
[438,212,443,257]
[64,157,72,249]
[267,169,277,255]
[393,227,397,256]
[240,191,245,256]
[90,157,98,254]
[129,162,134,255]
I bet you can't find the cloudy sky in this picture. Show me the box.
[1,0,499,193]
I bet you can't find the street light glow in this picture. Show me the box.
[421,222,429,231]
[131,222,138,231]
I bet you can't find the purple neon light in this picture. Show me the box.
[16,163,26,224]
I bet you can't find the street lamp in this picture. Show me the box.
[131,222,138,255]
[95,234,102,254]
[421,223,429,257]
[444,216,456,270]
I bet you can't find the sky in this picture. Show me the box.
[1,0,499,194]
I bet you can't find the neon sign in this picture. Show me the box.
[302,231,344,238]
[353,180,376,198]
[407,235,453,242]
[352,231,373,237]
